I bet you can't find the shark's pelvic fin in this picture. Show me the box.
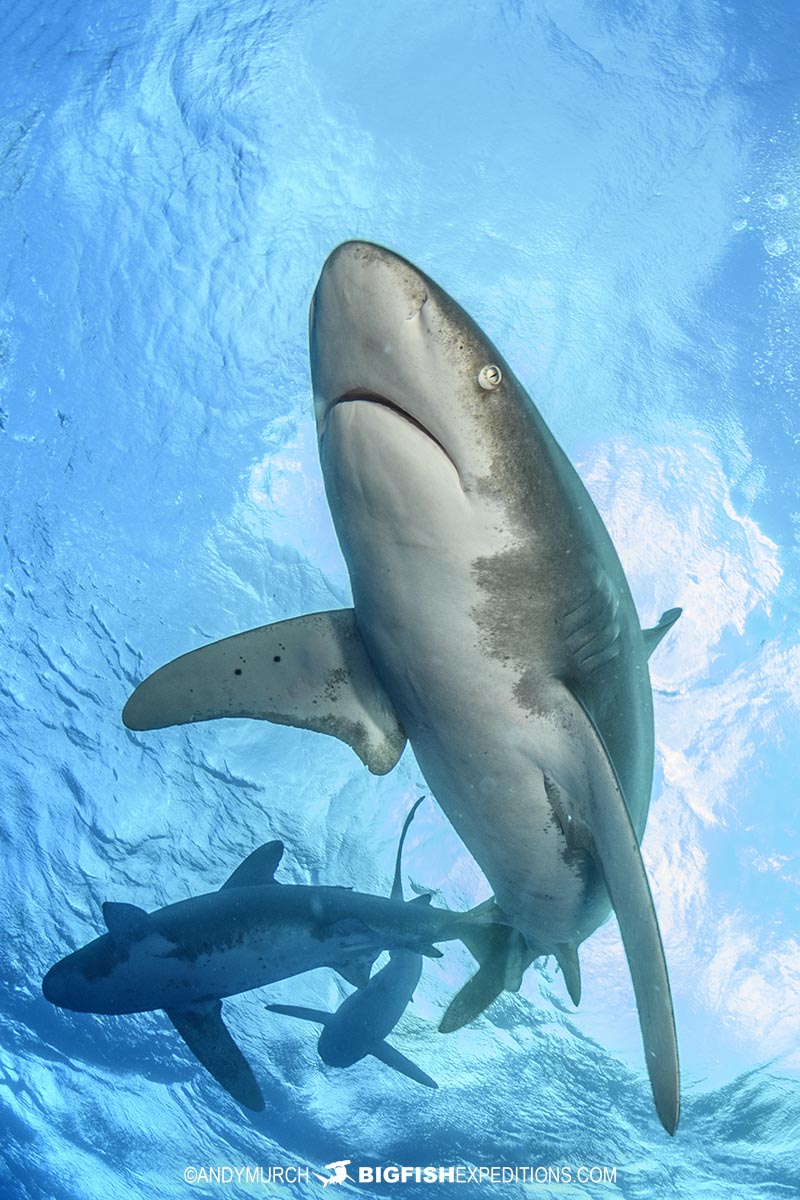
[220,841,284,891]
[370,1041,438,1089]
[334,953,380,989]
[564,686,680,1136]
[166,1000,264,1112]
[553,943,582,1007]
[122,609,407,775]
[642,608,682,658]
[265,1003,332,1026]
[102,901,149,942]
[440,908,534,1033]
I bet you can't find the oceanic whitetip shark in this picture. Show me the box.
[42,831,492,1110]
[267,796,438,1088]
[123,241,682,1133]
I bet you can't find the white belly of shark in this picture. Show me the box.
[122,241,683,1134]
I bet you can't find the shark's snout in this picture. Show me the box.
[315,241,430,329]
[42,961,74,1009]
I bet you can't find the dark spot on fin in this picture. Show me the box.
[122,609,407,776]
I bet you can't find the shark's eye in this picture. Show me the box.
[478,364,502,391]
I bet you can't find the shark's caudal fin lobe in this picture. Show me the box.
[440,907,534,1032]
[122,609,407,776]
[565,686,680,1136]
[220,841,284,890]
[553,943,582,1006]
[371,1041,438,1089]
[265,1003,332,1026]
[642,608,682,658]
[166,1001,264,1112]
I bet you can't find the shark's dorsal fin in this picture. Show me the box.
[390,796,426,901]
[642,608,682,658]
[122,609,407,776]
[220,841,284,891]
[102,901,149,942]
[408,893,432,905]
[561,684,680,1135]
[165,1000,264,1111]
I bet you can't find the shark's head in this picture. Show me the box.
[310,242,550,597]
[42,936,130,1013]
[310,241,540,507]
[42,904,185,1016]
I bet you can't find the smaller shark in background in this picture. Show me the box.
[268,796,438,1088]
[42,827,501,1111]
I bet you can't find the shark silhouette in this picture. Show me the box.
[268,796,438,1088]
[42,822,498,1110]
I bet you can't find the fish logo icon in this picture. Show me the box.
[314,1159,353,1187]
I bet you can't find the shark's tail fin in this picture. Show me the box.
[441,900,536,1032]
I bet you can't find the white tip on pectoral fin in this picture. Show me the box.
[123,609,406,775]
[565,688,680,1135]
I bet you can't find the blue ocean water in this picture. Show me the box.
[2,0,800,1196]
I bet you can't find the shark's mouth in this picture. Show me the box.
[328,389,459,475]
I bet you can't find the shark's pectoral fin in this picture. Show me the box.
[165,1000,264,1112]
[220,841,284,890]
[265,1003,332,1026]
[370,1042,438,1089]
[440,913,534,1033]
[123,609,407,776]
[565,688,680,1136]
[642,608,682,658]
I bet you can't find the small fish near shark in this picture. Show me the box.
[42,819,497,1111]
[122,242,683,1133]
[267,796,438,1088]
